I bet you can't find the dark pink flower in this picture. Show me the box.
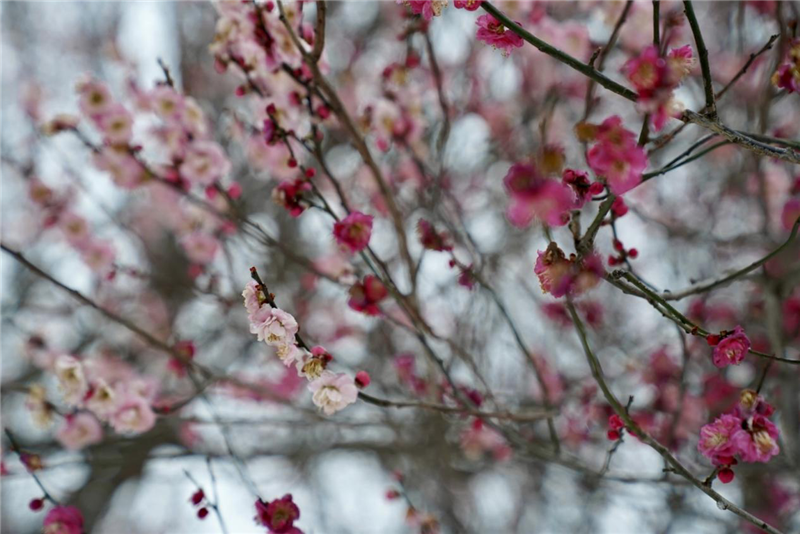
[584,116,647,195]
[255,495,302,534]
[711,326,750,368]
[348,275,388,315]
[453,0,482,10]
[333,211,373,254]
[476,14,523,56]
[398,0,447,21]
[43,505,84,534]
[781,197,800,230]
[534,243,603,298]
[272,179,312,217]
[417,219,453,252]
[771,39,800,93]
[697,413,741,463]
[733,414,780,463]
[504,163,573,227]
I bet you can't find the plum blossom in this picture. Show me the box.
[85,379,118,420]
[43,505,84,534]
[697,413,741,463]
[534,243,603,298]
[417,219,452,251]
[710,326,751,368]
[272,178,312,217]
[242,280,265,315]
[180,141,231,185]
[476,14,523,56]
[97,104,134,145]
[110,395,156,435]
[308,371,359,415]
[772,39,800,94]
[54,355,89,407]
[333,211,373,253]
[249,307,299,346]
[180,231,220,264]
[56,413,103,451]
[503,163,573,228]
[734,414,780,463]
[76,78,114,118]
[453,0,482,10]
[781,197,800,230]
[580,116,648,195]
[255,494,302,534]
[348,275,388,315]
[398,0,447,21]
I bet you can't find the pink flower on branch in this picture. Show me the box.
[333,211,373,254]
[710,326,751,368]
[476,14,523,56]
[43,506,84,534]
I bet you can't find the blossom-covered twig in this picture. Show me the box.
[565,300,784,534]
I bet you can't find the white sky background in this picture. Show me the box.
[1,1,787,533]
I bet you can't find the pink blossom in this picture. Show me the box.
[180,231,220,264]
[348,275,388,315]
[272,178,312,217]
[333,211,373,254]
[149,85,186,123]
[771,39,800,94]
[92,146,146,189]
[255,494,302,534]
[242,280,265,315]
[76,78,114,119]
[308,371,359,415]
[43,505,84,534]
[711,326,750,368]
[733,414,780,463]
[110,395,156,435]
[398,0,447,21]
[503,163,573,227]
[453,0,482,10]
[417,219,452,251]
[180,141,231,185]
[85,379,118,421]
[476,14,523,56]
[534,243,603,298]
[79,239,116,274]
[54,355,89,407]
[58,212,91,248]
[97,104,134,145]
[585,117,647,195]
[460,418,512,461]
[249,307,299,346]
[697,413,741,462]
[562,168,603,208]
[56,413,103,451]
[781,197,800,230]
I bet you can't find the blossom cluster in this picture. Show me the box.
[243,280,361,415]
[697,389,780,482]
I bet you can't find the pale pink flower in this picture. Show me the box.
[333,211,373,253]
[54,355,89,407]
[58,212,91,248]
[276,343,304,368]
[76,78,114,118]
[93,146,146,189]
[43,505,84,534]
[180,231,220,264]
[711,326,750,368]
[149,85,186,123]
[110,395,156,434]
[85,379,118,420]
[242,280,264,315]
[97,104,134,145]
[180,141,231,185]
[476,14,523,56]
[56,413,103,451]
[308,371,359,415]
[79,239,116,274]
[249,307,299,346]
